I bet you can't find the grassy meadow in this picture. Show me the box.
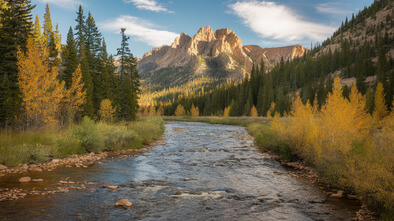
[0,116,165,167]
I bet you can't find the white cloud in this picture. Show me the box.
[101,15,178,47]
[229,1,336,42]
[316,2,352,15]
[123,0,171,13]
[36,0,83,9]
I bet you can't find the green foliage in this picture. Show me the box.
[73,116,104,152]
[0,117,165,166]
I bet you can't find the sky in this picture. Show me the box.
[32,0,374,58]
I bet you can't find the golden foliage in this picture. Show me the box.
[61,65,86,123]
[270,77,393,212]
[148,106,156,116]
[99,99,116,122]
[372,82,388,123]
[156,105,164,116]
[250,105,258,117]
[266,102,275,117]
[223,106,230,117]
[191,103,199,117]
[174,104,185,116]
[17,38,65,127]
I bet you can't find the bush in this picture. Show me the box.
[96,122,136,151]
[130,116,165,145]
[73,116,104,153]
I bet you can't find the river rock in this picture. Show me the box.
[0,164,7,170]
[108,186,118,190]
[19,177,31,182]
[51,159,60,164]
[184,178,190,181]
[29,166,43,172]
[31,179,44,182]
[115,199,132,207]
[331,190,344,198]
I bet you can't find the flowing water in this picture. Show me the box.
[0,121,359,220]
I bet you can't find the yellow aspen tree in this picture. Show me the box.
[17,38,65,127]
[266,102,276,117]
[157,105,164,116]
[250,105,258,117]
[54,23,61,56]
[349,84,370,136]
[224,106,231,117]
[62,65,86,123]
[99,99,116,122]
[149,106,156,116]
[174,104,185,116]
[372,82,388,121]
[191,103,199,117]
[321,77,353,153]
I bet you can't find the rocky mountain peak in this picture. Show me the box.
[193,25,216,42]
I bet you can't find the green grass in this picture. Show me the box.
[0,116,165,167]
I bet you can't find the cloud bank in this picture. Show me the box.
[123,0,171,13]
[316,2,352,15]
[229,1,335,42]
[101,15,178,47]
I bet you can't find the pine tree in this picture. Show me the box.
[80,45,94,118]
[74,5,86,56]
[116,28,140,120]
[62,27,79,88]
[43,4,52,45]
[0,0,35,128]
[33,15,44,46]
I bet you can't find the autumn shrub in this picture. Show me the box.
[268,78,393,214]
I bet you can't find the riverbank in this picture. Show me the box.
[0,116,165,172]
[163,116,383,220]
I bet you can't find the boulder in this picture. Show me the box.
[19,177,31,182]
[115,199,132,207]
[0,164,7,170]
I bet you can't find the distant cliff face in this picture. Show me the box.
[138,26,307,88]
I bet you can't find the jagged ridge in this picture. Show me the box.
[138,26,306,88]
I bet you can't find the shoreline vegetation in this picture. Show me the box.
[0,116,165,169]
[163,80,393,219]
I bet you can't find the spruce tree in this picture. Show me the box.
[0,0,35,128]
[74,5,86,56]
[62,27,78,88]
[116,28,140,120]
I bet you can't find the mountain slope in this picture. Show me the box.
[138,26,306,90]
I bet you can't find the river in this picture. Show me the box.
[0,121,359,220]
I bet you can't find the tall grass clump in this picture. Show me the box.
[268,78,393,215]
[73,116,104,153]
[130,116,165,145]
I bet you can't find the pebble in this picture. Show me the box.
[115,199,132,207]
[18,177,31,182]
[107,186,118,190]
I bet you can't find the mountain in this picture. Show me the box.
[138,26,306,89]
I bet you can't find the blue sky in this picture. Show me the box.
[32,0,374,57]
